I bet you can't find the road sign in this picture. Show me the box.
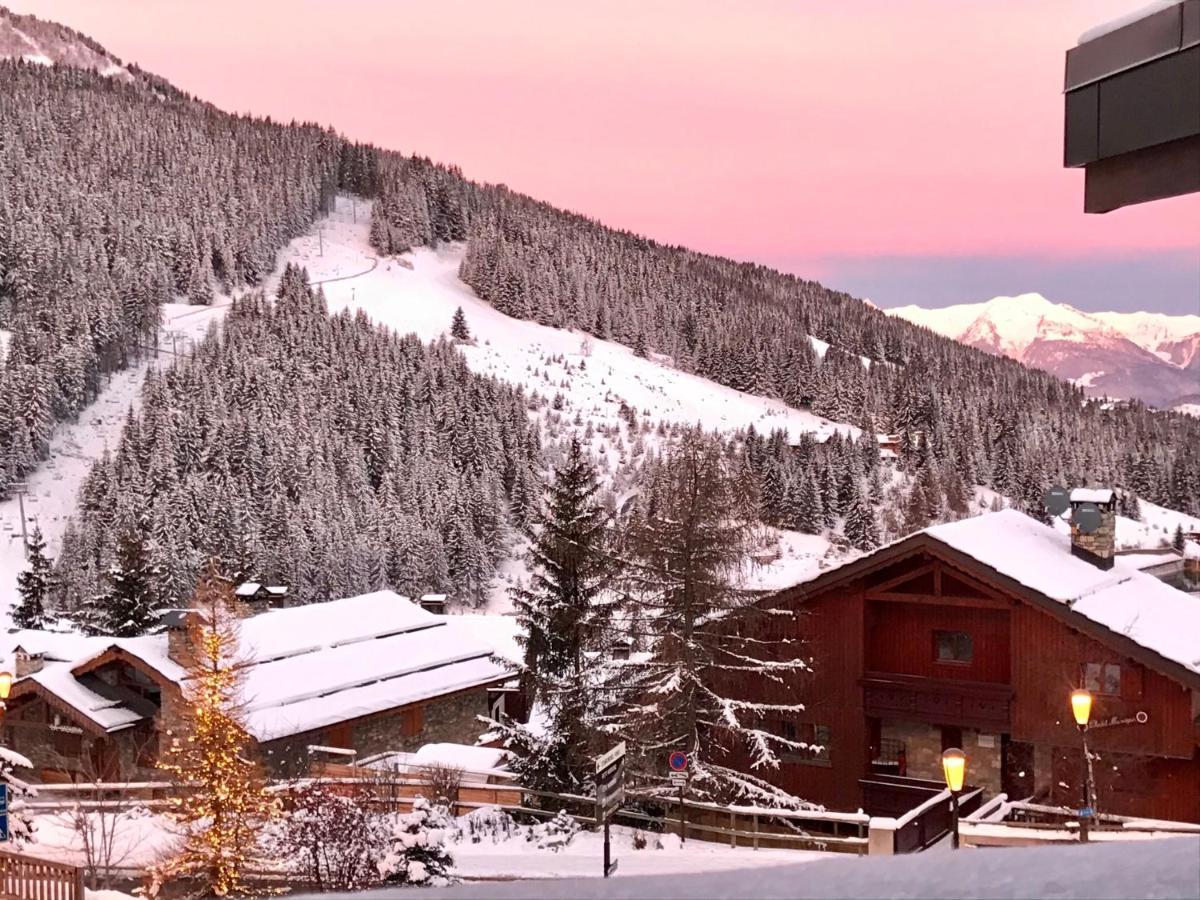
[668,751,688,772]
[596,741,627,774]
[594,744,627,880]
[0,785,9,842]
[1078,806,1094,819]
[595,743,626,821]
[668,771,687,786]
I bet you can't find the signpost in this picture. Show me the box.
[0,784,9,843]
[669,751,689,844]
[595,742,626,878]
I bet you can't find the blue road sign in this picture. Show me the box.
[669,751,688,772]
[1078,806,1094,819]
[0,784,9,842]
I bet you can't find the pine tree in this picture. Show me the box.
[843,486,880,551]
[450,306,471,341]
[13,525,54,630]
[83,521,163,637]
[605,429,811,806]
[497,438,614,793]
[152,563,279,897]
[1173,524,1186,552]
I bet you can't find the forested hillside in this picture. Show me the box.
[2,34,1197,628]
[54,266,541,618]
[442,186,1199,517]
[0,59,344,491]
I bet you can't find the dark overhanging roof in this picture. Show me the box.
[1064,0,1200,212]
[772,530,1200,694]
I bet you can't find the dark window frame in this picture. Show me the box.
[1083,662,1122,697]
[933,630,974,665]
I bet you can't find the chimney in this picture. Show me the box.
[1069,488,1116,570]
[14,648,43,678]
[164,610,199,668]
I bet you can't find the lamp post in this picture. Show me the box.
[942,747,966,850]
[1071,689,1094,843]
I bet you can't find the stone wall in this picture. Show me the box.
[880,720,1003,795]
[261,688,494,775]
[353,688,492,756]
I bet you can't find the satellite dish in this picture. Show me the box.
[1044,486,1070,517]
[1074,502,1103,535]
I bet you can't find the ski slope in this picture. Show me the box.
[300,198,857,447]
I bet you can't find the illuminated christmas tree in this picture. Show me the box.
[151,562,278,897]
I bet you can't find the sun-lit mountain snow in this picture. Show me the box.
[888,294,1200,407]
[0,6,132,79]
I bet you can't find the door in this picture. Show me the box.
[1001,735,1035,800]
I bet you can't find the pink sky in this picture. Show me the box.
[12,0,1200,311]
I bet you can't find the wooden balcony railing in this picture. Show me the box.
[0,849,86,900]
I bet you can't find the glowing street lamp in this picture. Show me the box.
[1071,689,1095,842]
[942,747,966,849]
[0,667,12,709]
[1071,689,1093,728]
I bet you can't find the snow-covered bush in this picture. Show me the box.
[527,810,580,852]
[377,798,457,887]
[460,806,521,845]
[264,782,390,892]
[1,747,36,845]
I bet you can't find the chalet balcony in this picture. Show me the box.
[862,672,1013,732]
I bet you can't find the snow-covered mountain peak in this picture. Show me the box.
[888,293,1200,407]
[0,6,132,80]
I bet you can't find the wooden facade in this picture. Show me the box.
[722,535,1200,823]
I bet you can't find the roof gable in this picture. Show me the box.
[777,510,1200,691]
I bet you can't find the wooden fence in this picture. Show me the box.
[0,849,85,900]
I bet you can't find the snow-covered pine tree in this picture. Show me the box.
[152,562,279,898]
[495,437,615,794]
[82,520,163,637]
[605,429,811,806]
[1173,524,1186,552]
[843,482,880,551]
[14,525,55,629]
[450,306,471,341]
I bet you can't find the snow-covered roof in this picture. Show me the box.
[1070,488,1114,504]
[448,613,524,666]
[1078,1,1182,44]
[923,511,1200,677]
[1184,540,1200,561]
[234,582,262,597]
[7,591,516,740]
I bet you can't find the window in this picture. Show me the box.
[934,630,973,664]
[1083,662,1121,696]
[779,721,831,767]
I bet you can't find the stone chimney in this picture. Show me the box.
[164,610,199,669]
[14,647,43,678]
[1069,488,1116,570]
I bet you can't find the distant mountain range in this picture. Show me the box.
[888,294,1200,409]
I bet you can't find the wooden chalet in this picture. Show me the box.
[2,591,516,782]
[723,498,1200,824]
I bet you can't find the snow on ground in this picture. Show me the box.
[1175,403,1200,418]
[349,835,1200,899]
[26,808,180,874]
[450,824,827,881]
[293,198,858,449]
